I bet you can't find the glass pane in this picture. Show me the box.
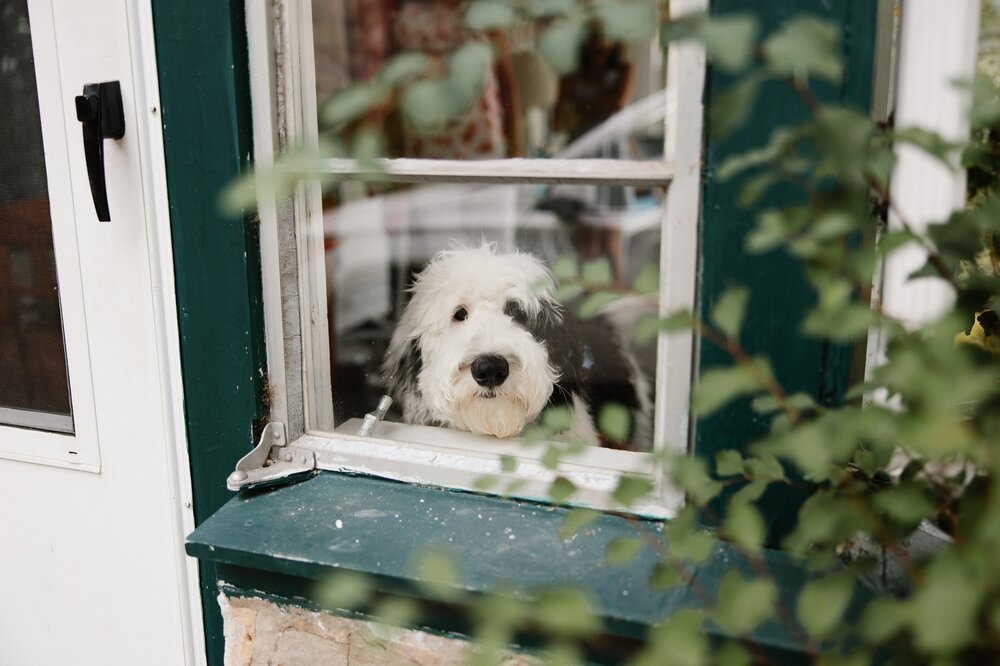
[0,0,74,431]
[321,175,663,451]
[311,0,665,160]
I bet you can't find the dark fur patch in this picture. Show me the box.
[504,299,529,327]
[385,338,423,403]
[528,298,642,449]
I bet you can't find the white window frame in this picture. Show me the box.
[246,0,708,517]
[0,0,102,472]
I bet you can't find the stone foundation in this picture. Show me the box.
[219,593,538,666]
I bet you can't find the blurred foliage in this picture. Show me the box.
[237,0,1000,663]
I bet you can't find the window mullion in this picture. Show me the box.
[279,157,674,187]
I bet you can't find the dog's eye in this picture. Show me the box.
[503,299,528,326]
[453,306,468,322]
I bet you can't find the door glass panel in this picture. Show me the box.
[0,0,74,432]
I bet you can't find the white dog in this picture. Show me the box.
[381,244,652,450]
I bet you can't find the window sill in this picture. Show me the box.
[186,472,843,660]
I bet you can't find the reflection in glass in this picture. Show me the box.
[312,0,664,159]
[0,0,73,431]
[322,173,664,449]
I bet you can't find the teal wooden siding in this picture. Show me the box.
[697,0,878,543]
[151,1,264,663]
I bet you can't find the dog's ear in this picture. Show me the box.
[382,336,422,403]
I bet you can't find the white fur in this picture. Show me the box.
[384,244,559,439]
[383,244,653,449]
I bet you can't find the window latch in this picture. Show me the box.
[358,395,393,436]
[227,421,316,492]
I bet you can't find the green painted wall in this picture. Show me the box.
[697,0,878,542]
[151,2,263,663]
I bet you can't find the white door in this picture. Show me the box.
[0,0,199,664]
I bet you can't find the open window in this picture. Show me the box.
[241,0,708,516]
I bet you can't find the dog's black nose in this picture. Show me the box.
[471,355,509,388]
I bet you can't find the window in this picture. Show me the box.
[0,0,100,470]
[244,0,708,516]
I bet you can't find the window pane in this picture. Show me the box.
[0,0,73,431]
[321,176,663,451]
[311,0,665,160]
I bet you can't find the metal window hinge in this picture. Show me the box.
[226,422,316,492]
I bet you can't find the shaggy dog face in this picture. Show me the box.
[382,245,652,449]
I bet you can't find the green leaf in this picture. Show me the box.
[717,127,800,181]
[371,596,419,628]
[219,171,259,216]
[412,549,462,600]
[691,365,762,417]
[715,641,753,666]
[738,170,778,207]
[743,455,787,482]
[473,474,498,491]
[464,1,515,31]
[316,571,371,610]
[672,455,723,505]
[713,571,778,635]
[667,507,717,563]
[859,598,908,643]
[650,562,684,590]
[697,14,760,74]
[612,475,654,506]
[641,610,709,666]
[872,483,935,529]
[539,18,587,75]
[548,476,577,502]
[711,286,750,339]
[320,83,384,128]
[542,644,584,666]
[552,255,579,280]
[527,0,577,20]
[751,391,815,415]
[555,282,585,302]
[377,52,431,86]
[541,444,565,469]
[350,128,384,170]
[542,406,573,432]
[724,500,765,552]
[558,508,600,540]
[598,403,631,441]
[533,587,600,637]
[797,573,854,638]
[762,16,842,82]
[665,13,760,74]
[581,257,613,286]
[499,455,518,473]
[715,450,745,477]
[447,41,493,105]
[604,537,644,565]
[593,0,656,42]
[400,79,459,136]
[577,290,620,318]
[710,73,763,137]
[909,554,982,653]
[893,126,958,164]
[632,262,659,294]
[635,311,693,344]
[732,478,770,504]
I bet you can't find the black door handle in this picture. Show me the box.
[75,81,125,222]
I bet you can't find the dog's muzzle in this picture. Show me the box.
[471,354,509,389]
